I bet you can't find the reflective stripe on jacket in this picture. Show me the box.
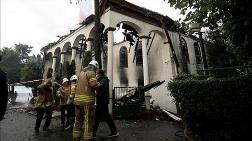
[74,70,97,106]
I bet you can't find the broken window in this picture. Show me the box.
[120,46,128,68]
[180,37,190,63]
[136,41,143,66]
[194,42,202,64]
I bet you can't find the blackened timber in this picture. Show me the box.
[147,32,156,55]
[160,19,180,71]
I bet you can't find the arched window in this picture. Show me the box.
[194,42,202,64]
[120,46,128,68]
[180,37,190,63]
[136,41,143,66]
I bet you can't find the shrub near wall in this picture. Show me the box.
[168,75,252,141]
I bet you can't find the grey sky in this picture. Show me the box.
[1,0,181,55]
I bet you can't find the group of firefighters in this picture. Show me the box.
[34,60,119,141]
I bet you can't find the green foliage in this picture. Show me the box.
[83,51,92,68]
[20,54,43,99]
[62,60,76,80]
[14,43,33,63]
[168,75,252,140]
[46,68,53,78]
[173,73,207,81]
[0,47,21,83]
[62,61,70,79]
[21,55,43,81]
[54,69,62,83]
[165,0,252,65]
[198,66,252,78]
[70,60,76,75]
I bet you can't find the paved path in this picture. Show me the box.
[0,109,187,141]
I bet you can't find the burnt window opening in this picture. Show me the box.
[194,42,202,64]
[115,23,138,45]
[180,37,190,63]
[136,41,143,66]
[120,46,128,68]
[120,69,128,86]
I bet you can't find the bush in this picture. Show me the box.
[46,68,53,78]
[168,75,252,141]
[83,51,92,68]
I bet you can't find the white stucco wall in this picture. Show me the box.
[112,41,143,87]
[42,7,200,113]
[147,31,177,113]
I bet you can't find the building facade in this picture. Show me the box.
[41,0,203,113]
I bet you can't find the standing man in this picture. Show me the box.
[93,69,119,138]
[73,60,99,141]
[34,79,54,132]
[57,78,71,128]
[0,54,8,121]
[65,75,78,131]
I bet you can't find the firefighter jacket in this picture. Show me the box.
[67,83,76,104]
[35,82,54,108]
[57,85,71,105]
[74,70,97,106]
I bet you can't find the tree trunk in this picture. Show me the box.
[94,0,102,69]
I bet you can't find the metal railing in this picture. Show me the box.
[112,87,145,118]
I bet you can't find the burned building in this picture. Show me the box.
[41,0,203,114]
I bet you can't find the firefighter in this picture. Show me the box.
[57,78,71,128]
[73,60,98,141]
[65,75,78,131]
[0,54,8,121]
[93,69,119,138]
[34,79,54,132]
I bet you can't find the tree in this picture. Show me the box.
[62,60,76,80]
[165,0,252,65]
[70,60,76,76]
[82,51,92,68]
[21,54,43,81]
[0,48,21,83]
[20,54,43,101]
[46,68,53,78]
[14,43,33,63]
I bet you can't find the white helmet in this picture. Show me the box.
[62,78,69,84]
[89,60,99,68]
[70,75,78,81]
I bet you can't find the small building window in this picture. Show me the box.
[194,42,202,64]
[120,46,128,68]
[180,37,190,63]
[136,41,143,66]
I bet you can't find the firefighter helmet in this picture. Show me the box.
[70,75,78,81]
[89,60,99,69]
[62,78,69,84]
